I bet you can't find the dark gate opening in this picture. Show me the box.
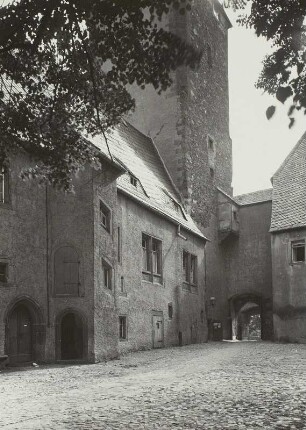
[60,313,84,360]
[238,303,261,341]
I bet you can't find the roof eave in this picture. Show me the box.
[117,187,209,242]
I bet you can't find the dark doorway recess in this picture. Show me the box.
[7,304,33,364]
[60,312,84,360]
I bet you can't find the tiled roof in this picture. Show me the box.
[89,122,206,240]
[234,189,273,206]
[270,132,306,232]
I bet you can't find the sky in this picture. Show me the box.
[227,10,306,196]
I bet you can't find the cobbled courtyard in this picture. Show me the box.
[1,342,306,429]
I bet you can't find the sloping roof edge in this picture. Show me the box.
[117,186,209,242]
[272,130,306,179]
[234,188,273,206]
[217,187,239,205]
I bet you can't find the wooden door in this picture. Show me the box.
[8,305,33,364]
[61,313,83,360]
[152,314,164,348]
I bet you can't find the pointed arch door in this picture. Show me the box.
[8,304,33,364]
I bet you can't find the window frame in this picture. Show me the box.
[182,250,198,291]
[291,239,305,264]
[102,259,112,290]
[119,315,128,340]
[99,200,111,233]
[130,175,137,187]
[142,233,163,284]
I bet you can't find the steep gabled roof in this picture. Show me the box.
[270,131,306,232]
[234,189,273,206]
[90,122,206,240]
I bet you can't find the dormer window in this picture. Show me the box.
[130,175,137,187]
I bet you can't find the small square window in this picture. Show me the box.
[0,263,7,283]
[102,260,112,290]
[292,240,305,263]
[119,316,127,340]
[100,200,111,232]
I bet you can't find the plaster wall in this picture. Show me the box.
[116,192,208,354]
[272,228,306,343]
[222,201,273,339]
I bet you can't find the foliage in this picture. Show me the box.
[226,0,306,127]
[0,0,200,189]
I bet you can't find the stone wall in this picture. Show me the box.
[0,153,48,360]
[127,0,232,226]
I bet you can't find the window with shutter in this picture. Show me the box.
[54,246,80,296]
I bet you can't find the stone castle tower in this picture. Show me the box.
[128,0,233,338]
[128,0,232,224]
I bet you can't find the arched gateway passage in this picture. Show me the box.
[57,311,87,361]
[229,294,263,341]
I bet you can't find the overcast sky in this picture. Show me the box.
[227,10,306,196]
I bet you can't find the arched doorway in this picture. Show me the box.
[59,312,85,360]
[7,303,33,364]
[229,294,262,341]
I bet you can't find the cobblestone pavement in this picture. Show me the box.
[1,342,306,429]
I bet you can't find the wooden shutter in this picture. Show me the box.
[55,247,80,296]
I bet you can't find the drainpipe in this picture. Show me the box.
[45,184,50,327]
[177,225,187,241]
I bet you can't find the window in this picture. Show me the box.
[130,175,137,187]
[292,240,305,263]
[168,303,173,319]
[120,276,126,294]
[100,200,111,232]
[0,263,7,283]
[142,233,162,283]
[102,260,112,290]
[119,316,127,340]
[207,136,214,151]
[0,166,9,204]
[183,251,198,290]
[210,167,215,179]
[54,247,80,296]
